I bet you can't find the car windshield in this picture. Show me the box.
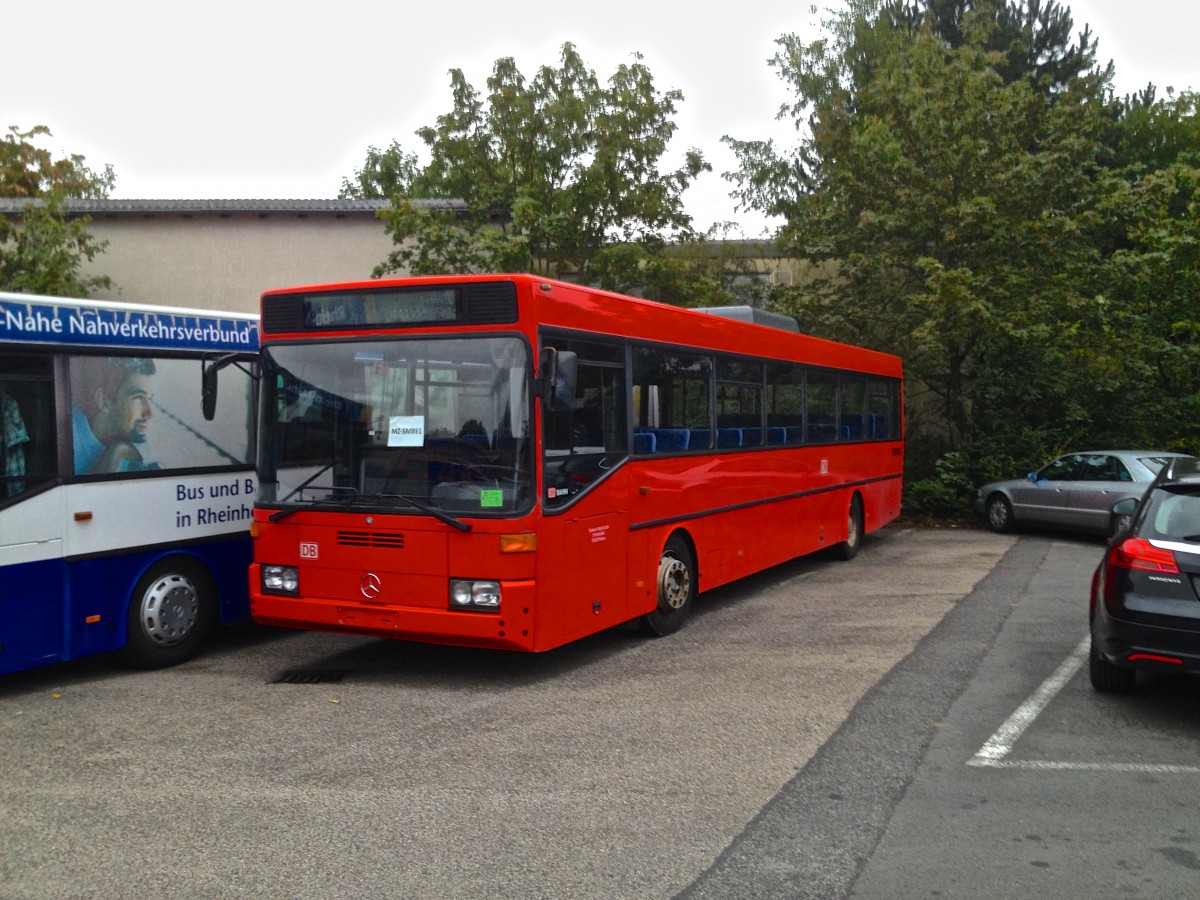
[258,336,533,516]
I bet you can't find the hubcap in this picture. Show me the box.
[988,500,1008,529]
[658,554,691,611]
[139,574,199,646]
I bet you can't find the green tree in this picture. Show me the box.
[1084,91,1200,452]
[891,0,1109,91]
[727,0,1118,492]
[0,125,115,296]
[1107,87,1200,174]
[343,43,724,304]
[339,141,421,201]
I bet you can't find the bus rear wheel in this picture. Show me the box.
[118,558,215,670]
[639,535,696,637]
[834,495,864,561]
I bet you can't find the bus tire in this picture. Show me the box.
[639,534,696,637]
[119,557,215,670]
[835,495,864,561]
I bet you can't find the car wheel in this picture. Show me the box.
[834,494,864,561]
[1089,636,1135,693]
[118,558,215,670]
[639,534,695,637]
[986,494,1015,533]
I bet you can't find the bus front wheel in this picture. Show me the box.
[119,558,215,670]
[639,535,696,637]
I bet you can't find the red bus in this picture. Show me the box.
[221,274,902,652]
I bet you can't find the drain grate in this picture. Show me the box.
[272,669,353,685]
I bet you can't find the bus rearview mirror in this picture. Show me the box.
[541,349,577,411]
[201,352,246,421]
[201,362,218,421]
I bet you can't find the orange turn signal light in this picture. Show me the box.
[499,533,538,553]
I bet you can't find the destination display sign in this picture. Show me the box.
[0,294,258,352]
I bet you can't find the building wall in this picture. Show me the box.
[11,200,802,315]
[79,211,397,314]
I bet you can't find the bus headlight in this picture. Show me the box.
[449,580,501,612]
[262,565,299,595]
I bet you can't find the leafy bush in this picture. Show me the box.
[904,452,976,519]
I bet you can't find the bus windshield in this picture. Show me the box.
[259,335,534,516]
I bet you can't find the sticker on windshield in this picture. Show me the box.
[480,489,504,508]
[388,416,425,447]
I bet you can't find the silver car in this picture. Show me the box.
[974,451,1195,534]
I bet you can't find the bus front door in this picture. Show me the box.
[537,471,630,648]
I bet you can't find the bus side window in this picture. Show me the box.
[632,347,712,449]
[0,357,57,499]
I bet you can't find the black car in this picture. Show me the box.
[1090,456,1200,692]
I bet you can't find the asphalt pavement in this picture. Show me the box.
[11,526,1163,899]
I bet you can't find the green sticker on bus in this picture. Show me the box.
[480,489,504,508]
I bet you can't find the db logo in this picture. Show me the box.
[300,542,319,559]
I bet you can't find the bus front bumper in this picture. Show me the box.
[250,580,538,652]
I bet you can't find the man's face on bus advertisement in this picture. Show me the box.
[95,372,154,443]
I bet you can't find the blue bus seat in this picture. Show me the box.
[633,432,656,454]
[841,414,865,439]
[717,428,743,448]
[643,427,689,451]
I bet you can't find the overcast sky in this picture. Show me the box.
[7,0,1198,237]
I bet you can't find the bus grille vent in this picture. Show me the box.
[337,530,405,549]
[261,296,306,334]
[464,282,519,324]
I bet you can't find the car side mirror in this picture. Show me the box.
[1111,497,1138,516]
[1109,496,1139,539]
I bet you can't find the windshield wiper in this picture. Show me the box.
[268,475,345,522]
[380,492,472,532]
[303,488,471,532]
[278,464,334,504]
[269,475,471,532]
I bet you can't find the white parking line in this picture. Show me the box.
[968,635,1200,773]
[972,759,1200,772]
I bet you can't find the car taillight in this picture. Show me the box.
[1108,538,1180,574]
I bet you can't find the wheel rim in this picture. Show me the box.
[138,573,200,646]
[847,505,861,548]
[658,553,691,611]
[988,498,1008,529]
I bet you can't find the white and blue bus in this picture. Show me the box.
[0,292,258,675]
